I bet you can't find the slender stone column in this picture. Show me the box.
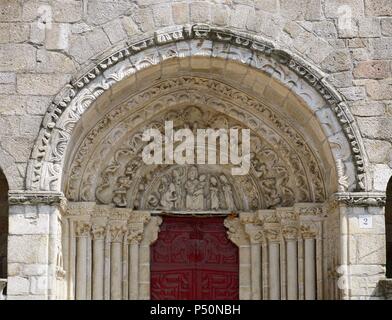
[283,227,298,300]
[244,223,263,300]
[268,239,280,300]
[110,224,126,300]
[127,224,144,300]
[75,221,91,300]
[91,225,106,300]
[302,226,316,300]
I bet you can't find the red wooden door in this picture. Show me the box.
[151,216,239,300]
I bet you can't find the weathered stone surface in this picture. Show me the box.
[86,0,135,26]
[0,44,36,72]
[36,50,76,74]
[353,60,390,79]
[103,19,127,44]
[45,23,70,51]
[0,0,22,22]
[53,0,83,23]
[364,139,392,163]
[325,0,365,18]
[373,164,392,191]
[351,101,385,117]
[338,86,366,101]
[365,79,392,100]
[357,117,392,140]
[381,18,392,36]
[7,235,48,264]
[171,2,189,25]
[190,1,211,23]
[280,0,322,20]
[153,3,173,27]
[358,17,381,38]
[365,0,392,16]
[320,50,352,73]
[17,73,71,96]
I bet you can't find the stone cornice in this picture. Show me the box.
[8,190,66,206]
[334,192,386,207]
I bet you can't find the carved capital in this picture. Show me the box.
[224,217,248,247]
[91,224,106,240]
[265,228,281,242]
[75,221,91,237]
[282,226,298,240]
[109,224,127,242]
[300,224,317,239]
[244,223,264,244]
[127,224,144,245]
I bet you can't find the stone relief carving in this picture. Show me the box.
[27,24,367,195]
[66,104,322,210]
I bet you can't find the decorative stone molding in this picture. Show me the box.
[27,24,367,194]
[8,190,66,206]
[334,192,386,207]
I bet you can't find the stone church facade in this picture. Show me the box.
[0,0,392,300]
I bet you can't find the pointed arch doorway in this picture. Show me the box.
[150,215,239,300]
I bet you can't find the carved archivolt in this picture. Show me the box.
[64,102,326,210]
[27,24,367,194]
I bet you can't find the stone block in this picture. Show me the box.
[0,0,22,22]
[357,117,392,140]
[381,18,392,36]
[320,50,352,73]
[325,0,364,18]
[8,205,51,235]
[122,16,139,37]
[86,27,111,56]
[130,8,154,32]
[86,0,135,26]
[45,23,70,51]
[211,4,230,26]
[373,164,392,191]
[0,44,36,72]
[349,234,385,264]
[365,79,392,100]
[327,71,353,88]
[190,1,211,23]
[36,50,76,74]
[53,0,82,23]
[103,19,127,44]
[363,139,392,163]
[17,73,70,96]
[365,0,392,16]
[254,0,278,13]
[152,3,173,27]
[7,276,30,295]
[358,18,381,38]
[172,2,189,25]
[0,72,15,84]
[338,86,366,101]
[371,37,392,59]
[353,60,390,79]
[8,235,49,264]
[280,0,322,20]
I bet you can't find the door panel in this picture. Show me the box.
[151,216,239,300]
